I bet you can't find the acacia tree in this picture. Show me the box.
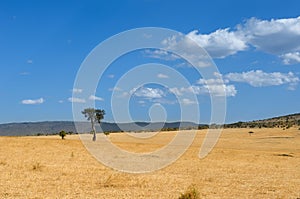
[59,130,66,139]
[82,108,105,141]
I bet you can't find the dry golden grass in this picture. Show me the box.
[0,128,299,198]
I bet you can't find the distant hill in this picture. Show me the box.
[225,113,300,128]
[0,121,199,136]
[0,112,299,136]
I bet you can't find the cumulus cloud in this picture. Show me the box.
[197,77,229,85]
[161,35,213,67]
[68,97,86,103]
[169,87,183,96]
[109,87,122,92]
[192,84,237,97]
[22,98,44,105]
[202,84,237,97]
[281,52,300,65]
[242,17,300,55]
[187,29,247,58]
[138,100,146,104]
[131,87,165,98]
[124,87,177,105]
[145,49,180,61]
[182,98,197,105]
[72,88,83,93]
[148,16,300,64]
[169,83,236,97]
[225,70,299,89]
[157,73,169,79]
[89,95,104,101]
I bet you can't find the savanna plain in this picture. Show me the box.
[0,128,299,198]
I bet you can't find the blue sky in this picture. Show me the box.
[0,0,299,124]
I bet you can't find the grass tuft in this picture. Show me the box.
[179,184,200,199]
[0,160,7,166]
[32,162,43,171]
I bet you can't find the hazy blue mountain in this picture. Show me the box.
[0,121,199,136]
[1,112,299,136]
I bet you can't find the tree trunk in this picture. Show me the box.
[91,120,96,141]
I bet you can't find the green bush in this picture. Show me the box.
[59,130,66,139]
[179,185,200,199]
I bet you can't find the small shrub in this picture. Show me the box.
[32,162,42,170]
[104,132,110,136]
[179,185,200,199]
[0,161,7,166]
[101,173,120,188]
[248,131,254,136]
[59,130,66,139]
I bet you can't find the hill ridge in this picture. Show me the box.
[0,112,299,136]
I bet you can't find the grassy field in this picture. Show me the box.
[0,128,299,198]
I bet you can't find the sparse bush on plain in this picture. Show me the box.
[248,131,254,135]
[104,132,110,136]
[178,185,200,199]
[59,130,66,139]
[32,162,42,170]
[0,161,7,166]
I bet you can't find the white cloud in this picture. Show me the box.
[58,100,64,103]
[27,59,33,64]
[197,77,229,85]
[170,83,236,97]
[169,87,183,96]
[152,98,176,105]
[194,75,237,97]
[157,73,169,79]
[68,97,86,103]
[89,95,104,101]
[242,17,300,55]
[225,70,299,89]
[149,16,300,64]
[187,29,247,58]
[281,52,300,65]
[182,98,197,105]
[108,74,115,78]
[22,98,44,105]
[161,35,213,67]
[131,87,165,98]
[109,87,122,92]
[202,84,237,97]
[72,88,83,93]
[138,100,146,104]
[190,84,237,97]
[145,49,180,61]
